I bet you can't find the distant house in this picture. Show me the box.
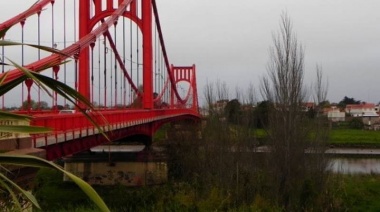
[325,106,345,122]
[213,99,228,113]
[346,103,379,125]
[302,102,315,112]
[346,103,377,117]
[375,104,380,114]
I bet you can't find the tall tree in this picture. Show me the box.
[338,96,361,108]
[39,101,49,109]
[313,65,328,106]
[260,13,329,210]
[203,80,216,116]
[216,79,229,101]
[21,100,37,110]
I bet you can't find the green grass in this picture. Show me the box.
[339,174,380,211]
[34,168,380,211]
[255,128,267,139]
[252,128,380,147]
[153,123,170,143]
[254,128,380,147]
[329,129,380,147]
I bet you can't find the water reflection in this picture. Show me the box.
[329,158,380,174]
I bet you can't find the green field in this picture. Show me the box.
[253,128,380,147]
[329,129,380,147]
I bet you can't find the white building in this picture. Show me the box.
[346,103,379,125]
[327,106,345,122]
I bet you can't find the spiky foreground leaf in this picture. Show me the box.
[0,155,110,212]
[0,172,40,209]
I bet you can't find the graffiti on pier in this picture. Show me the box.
[64,162,167,186]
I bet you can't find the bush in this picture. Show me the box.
[33,168,92,210]
[349,118,364,129]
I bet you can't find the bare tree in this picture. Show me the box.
[245,83,256,106]
[313,64,328,106]
[261,14,305,105]
[216,79,229,101]
[204,80,215,113]
[260,13,329,210]
[234,85,243,103]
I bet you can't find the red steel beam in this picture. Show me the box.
[142,0,153,109]
[0,0,51,32]
[0,0,134,89]
[78,0,91,104]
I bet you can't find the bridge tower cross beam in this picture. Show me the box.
[78,0,154,109]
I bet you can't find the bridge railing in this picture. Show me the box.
[30,108,199,148]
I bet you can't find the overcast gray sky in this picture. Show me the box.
[1,0,380,105]
[156,0,380,104]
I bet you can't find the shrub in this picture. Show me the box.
[349,118,364,129]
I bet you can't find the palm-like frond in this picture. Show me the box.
[0,108,51,136]
[0,171,40,210]
[0,155,110,212]
[0,39,66,56]
[0,110,31,120]
[0,28,110,211]
[0,27,8,38]
[4,57,109,139]
[0,125,51,134]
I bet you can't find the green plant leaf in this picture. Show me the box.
[0,110,31,120]
[0,172,41,209]
[0,35,110,211]
[0,73,26,96]
[0,28,9,39]
[0,154,110,212]
[0,71,8,85]
[7,58,53,96]
[27,73,109,139]
[0,111,50,135]
[0,178,23,211]
[4,60,109,140]
[0,125,51,134]
[0,40,67,56]
[0,61,9,66]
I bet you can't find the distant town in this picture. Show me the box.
[201,95,380,130]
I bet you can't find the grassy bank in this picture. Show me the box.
[33,169,380,211]
[338,174,380,211]
[329,129,380,147]
[253,128,380,147]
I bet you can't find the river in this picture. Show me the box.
[329,158,380,174]
[326,148,380,174]
[65,145,380,178]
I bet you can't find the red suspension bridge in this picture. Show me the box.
[0,0,200,160]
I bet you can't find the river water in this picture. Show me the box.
[82,145,380,175]
[326,148,380,174]
[329,158,380,174]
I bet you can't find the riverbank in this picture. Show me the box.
[326,148,380,157]
[337,174,380,211]
[33,127,380,211]
[32,168,380,211]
